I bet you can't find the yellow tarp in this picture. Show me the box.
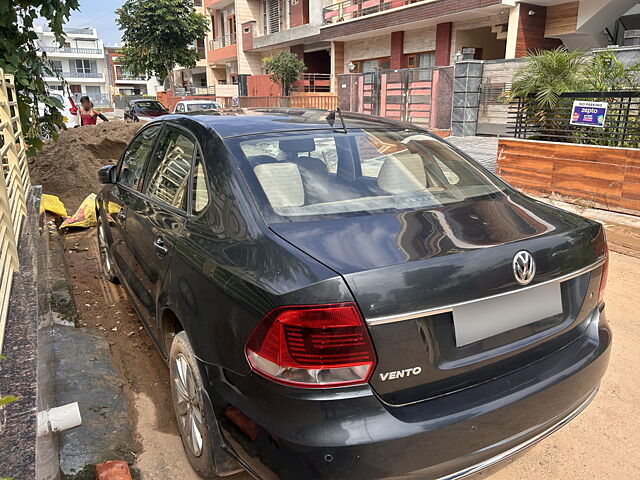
[60,194,98,229]
[40,194,68,217]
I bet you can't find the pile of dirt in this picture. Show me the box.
[30,121,142,211]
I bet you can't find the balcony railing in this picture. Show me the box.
[41,26,95,35]
[116,73,147,81]
[39,45,102,55]
[292,73,333,93]
[71,92,112,107]
[40,45,103,55]
[322,0,419,24]
[57,71,103,79]
[208,33,237,50]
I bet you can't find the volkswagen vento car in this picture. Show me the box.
[95,108,611,480]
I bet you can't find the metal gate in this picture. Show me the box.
[338,66,453,130]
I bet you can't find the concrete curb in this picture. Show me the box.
[0,185,139,479]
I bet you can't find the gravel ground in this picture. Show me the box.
[61,223,639,480]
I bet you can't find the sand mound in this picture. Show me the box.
[30,121,142,211]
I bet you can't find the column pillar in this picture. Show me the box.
[390,31,404,70]
[290,44,305,61]
[331,41,344,93]
[435,22,453,66]
[451,60,483,136]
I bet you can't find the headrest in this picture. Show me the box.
[279,137,316,153]
[248,154,279,166]
[377,153,427,194]
[295,156,328,174]
[254,163,304,209]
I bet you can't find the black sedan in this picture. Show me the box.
[95,109,611,479]
[124,99,169,122]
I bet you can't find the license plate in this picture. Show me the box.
[453,282,563,347]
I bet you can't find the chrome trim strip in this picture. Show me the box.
[435,387,599,480]
[367,258,605,326]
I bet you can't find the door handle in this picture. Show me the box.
[154,236,169,257]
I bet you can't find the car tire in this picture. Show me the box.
[97,216,119,284]
[170,331,217,478]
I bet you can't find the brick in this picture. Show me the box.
[96,461,132,480]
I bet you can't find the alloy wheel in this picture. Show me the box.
[97,223,112,274]
[173,353,205,457]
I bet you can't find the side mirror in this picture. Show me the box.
[98,165,116,184]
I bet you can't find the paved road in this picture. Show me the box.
[446,136,499,173]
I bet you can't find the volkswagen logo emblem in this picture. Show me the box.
[513,251,536,285]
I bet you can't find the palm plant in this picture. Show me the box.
[508,47,587,108]
[585,51,640,91]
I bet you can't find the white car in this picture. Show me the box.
[38,92,78,137]
[173,99,222,113]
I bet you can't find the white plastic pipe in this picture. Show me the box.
[37,402,82,435]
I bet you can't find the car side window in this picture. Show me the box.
[191,150,209,214]
[144,127,195,210]
[118,125,161,189]
[176,103,184,112]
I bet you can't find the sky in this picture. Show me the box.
[43,0,125,45]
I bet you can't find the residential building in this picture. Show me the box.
[173,0,211,91]
[319,0,640,83]
[104,46,160,97]
[171,0,332,95]
[35,26,109,105]
[174,0,640,96]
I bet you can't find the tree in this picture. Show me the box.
[263,51,306,96]
[0,0,80,153]
[116,0,209,91]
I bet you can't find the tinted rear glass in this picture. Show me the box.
[134,101,165,111]
[226,130,507,223]
[187,103,219,111]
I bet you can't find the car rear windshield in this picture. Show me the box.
[187,103,219,111]
[226,129,507,222]
[135,101,164,111]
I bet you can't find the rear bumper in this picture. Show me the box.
[435,385,598,480]
[205,308,611,480]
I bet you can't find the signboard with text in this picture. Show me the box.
[570,100,608,128]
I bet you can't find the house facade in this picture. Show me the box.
[104,47,160,98]
[321,0,640,86]
[35,26,109,105]
[173,0,212,92]
[175,0,640,95]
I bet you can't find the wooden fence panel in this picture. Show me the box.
[0,68,29,352]
[497,138,640,216]
[159,91,339,111]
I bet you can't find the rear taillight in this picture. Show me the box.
[68,96,77,115]
[598,235,609,305]
[246,303,376,388]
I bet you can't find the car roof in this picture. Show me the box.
[178,100,219,105]
[160,108,419,138]
[131,99,161,104]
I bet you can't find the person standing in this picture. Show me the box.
[78,96,109,126]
